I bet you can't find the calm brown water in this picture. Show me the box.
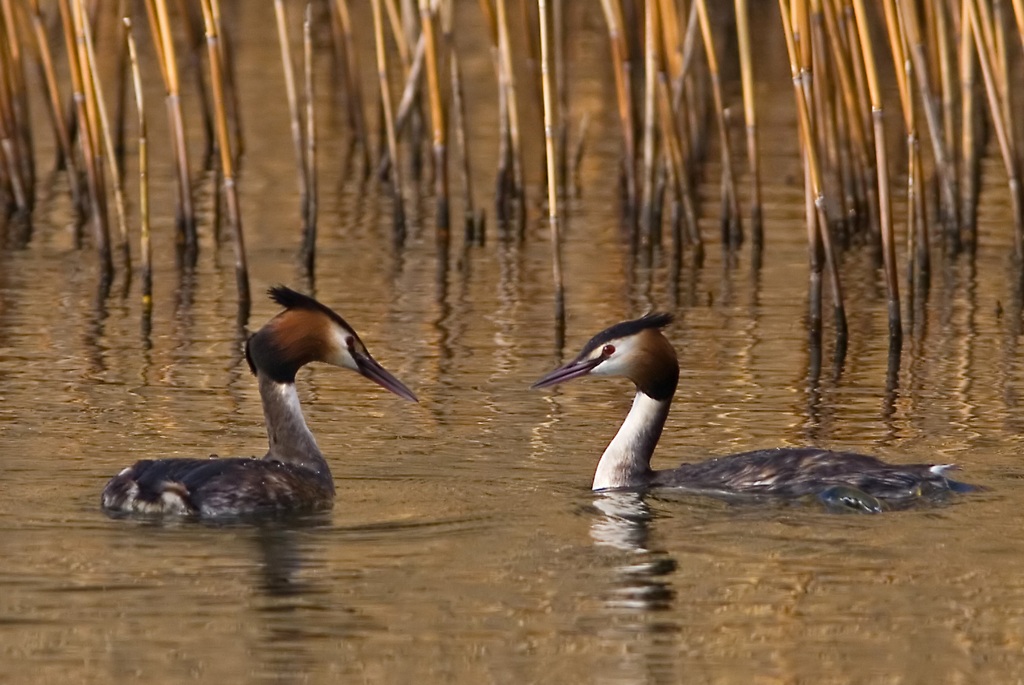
[3,3,1024,682]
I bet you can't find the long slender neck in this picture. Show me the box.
[258,374,333,484]
[593,391,671,490]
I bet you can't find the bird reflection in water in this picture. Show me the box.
[254,521,325,597]
[590,491,677,612]
[248,519,373,683]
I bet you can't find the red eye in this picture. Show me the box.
[602,344,615,357]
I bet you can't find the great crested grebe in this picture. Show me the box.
[101,286,417,517]
[533,313,974,511]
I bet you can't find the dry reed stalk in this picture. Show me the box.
[28,0,83,213]
[599,0,637,222]
[493,75,512,222]
[389,35,425,153]
[420,0,450,233]
[992,0,1011,133]
[695,0,742,248]
[907,6,930,280]
[553,0,566,189]
[58,0,112,280]
[656,76,700,267]
[477,0,497,42]
[789,0,824,340]
[442,4,481,243]
[303,4,317,272]
[807,4,827,146]
[520,0,540,82]
[71,4,100,171]
[801,158,822,341]
[908,128,929,291]
[495,0,524,222]
[394,34,427,133]
[570,112,588,193]
[451,48,480,243]
[402,3,424,182]
[673,1,699,99]
[839,0,881,243]
[819,1,868,194]
[401,0,417,44]
[274,1,311,228]
[893,0,960,240]
[173,0,214,161]
[383,0,412,67]
[673,1,701,207]
[931,0,958,200]
[332,0,372,173]
[658,5,686,248]
[476,0,513,220]
[1007,0,1024,236]
[821,0,872,223]
[141,0,168,84]
[960,3,980,236]
[657,0,700,260]
[850,0,901,345]
[110,0,130,177]
[386,0,426,177]
[1,0,34,207]
[779,0,849,346]
[125,18,151,308]
[538,0,564,333]
[888,1,929,286]
[880,0,912,131]
[76,0,131,270]
[831,89,860,242]
[881,0,925,283]
[146,0,197,257]
[808,3,847,240]
[370,0,407,236]
[1013,0,1024,55]
[658,0,682,79]
[518,0,544,138]
[966,0,1024,254]
[210,0,243,159]
[199,0,250,310]
[734,0,762,248]
[639,0,659,250]
[385,0,424,155]
[0,141,27,216]
[792,0,809,86]
[905,7,930,283]
[974,0,1007,109]
[0,15,29,214]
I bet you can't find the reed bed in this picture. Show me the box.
[2,0,1024,359]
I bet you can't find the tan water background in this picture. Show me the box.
[2,3,1024,682]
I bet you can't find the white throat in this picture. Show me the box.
[259,375,331,480]
[592,391,671,490]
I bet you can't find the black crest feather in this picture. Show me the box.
[267,286,352,330]
[269,285,317,309]
[578,312,674,357]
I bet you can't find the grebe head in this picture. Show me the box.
[246,286,417,401]
[532,313,678,400]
